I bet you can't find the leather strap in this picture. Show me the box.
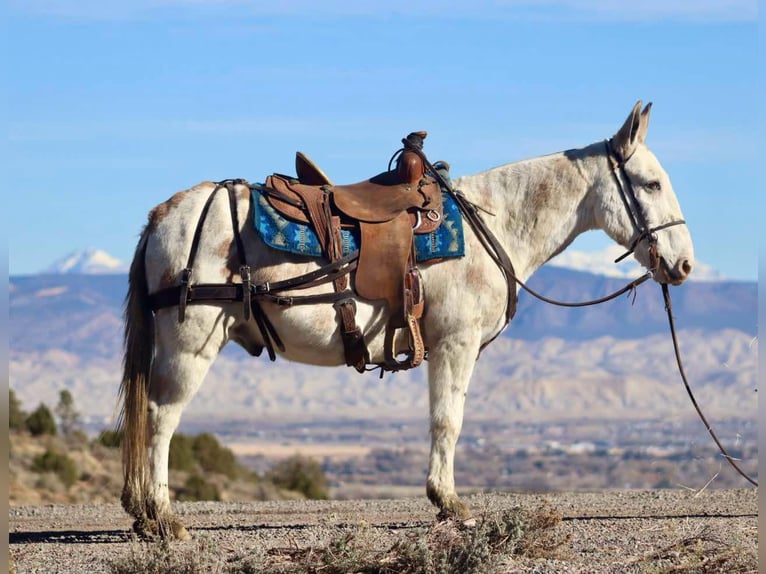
[178,185,222,323]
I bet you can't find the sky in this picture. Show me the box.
[3,1,759,280]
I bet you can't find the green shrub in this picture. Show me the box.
[267,454,329,500]
[25,403,58,436]
[168,433,196,471]
[55,389,81,436]
[9,389,26,430]
[192,433,238,479]
[178,474,220,502]
[96,429,123,448]
[32,449,78,488]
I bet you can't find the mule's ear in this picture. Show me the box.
[612,100,643,161]
[637,102,652,143]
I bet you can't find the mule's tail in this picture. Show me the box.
[117,228,153,518]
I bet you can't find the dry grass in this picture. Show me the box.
[627,524,757,574]
[108,504,566,574]
[109,536,229,574]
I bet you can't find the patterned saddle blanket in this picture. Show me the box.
[252,189,465,263]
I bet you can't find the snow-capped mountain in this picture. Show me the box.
[45,248,128,275]
[549,245,725,282]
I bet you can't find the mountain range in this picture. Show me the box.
[9,250,757,427]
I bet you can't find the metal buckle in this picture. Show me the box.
[178,267,192,323]
[240,265,252,321]
[426,210,441,222]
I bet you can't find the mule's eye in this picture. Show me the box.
[645,181,661,192]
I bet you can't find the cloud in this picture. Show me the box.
[550,245,726,282]
[10,0,757,23]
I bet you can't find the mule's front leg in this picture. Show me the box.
[426,332,480,521]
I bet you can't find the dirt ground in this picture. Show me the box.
[9,489,758,573]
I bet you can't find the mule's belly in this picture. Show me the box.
[228,299,412,367]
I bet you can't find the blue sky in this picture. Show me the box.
[3,1,758,280]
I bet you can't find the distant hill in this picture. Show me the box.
[9,266,756,358]
[8,264,757,425]
[510,266,756,341]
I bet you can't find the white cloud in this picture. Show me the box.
[549,245,726,282]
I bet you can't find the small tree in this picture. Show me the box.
[192,433,239,479]
[32,449,78,488]
[25,403,58,436]
[96,429,122,448]
[268,454,329,500]
[169,433,196,471]
[55,389,80,437]
[178,474,221,501]
[9,389,26,430]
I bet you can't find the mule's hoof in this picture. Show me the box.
[157,518,192,541]
[436,501,473,523]
[171,522,192,541]
[132,517,160,540]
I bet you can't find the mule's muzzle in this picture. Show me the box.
[656,256,693,285]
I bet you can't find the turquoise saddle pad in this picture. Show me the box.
[252,188,465,262]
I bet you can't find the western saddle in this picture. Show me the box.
[260,131,447,372]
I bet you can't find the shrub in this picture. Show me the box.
[178,474,220,502]
[109,537,226,574]
[96,429,123,448]
[55,389,81,436]
[32,449,78,488]
[168,433,196,471]
[192,433,238,479]
[9,389,26,430]
[25,403,58,436]
[267,454,329,500]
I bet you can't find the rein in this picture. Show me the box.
[662,284,758,487]
[413,141,758,488]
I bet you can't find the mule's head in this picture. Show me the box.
[596,101,695,285]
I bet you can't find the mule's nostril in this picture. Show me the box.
[681,259,693,276]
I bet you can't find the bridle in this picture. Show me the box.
[604,139,687,275]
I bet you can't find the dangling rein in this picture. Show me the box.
[412,142,759,488]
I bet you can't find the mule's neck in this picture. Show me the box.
[453,142,606,281]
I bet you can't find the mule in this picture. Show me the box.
[118,101,694,539]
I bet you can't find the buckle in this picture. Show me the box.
[240,265,252,321]
[178,267,193,323]
[426,210,441,222]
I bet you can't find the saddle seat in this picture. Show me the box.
[262,131,445,372]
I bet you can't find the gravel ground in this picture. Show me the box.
[9,489,757,573]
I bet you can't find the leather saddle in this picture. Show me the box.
[261,131,446,372]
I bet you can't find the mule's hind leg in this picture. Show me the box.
[425,331,480,521]
[139,309,228,539]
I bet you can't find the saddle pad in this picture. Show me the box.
[252,188,465,262]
